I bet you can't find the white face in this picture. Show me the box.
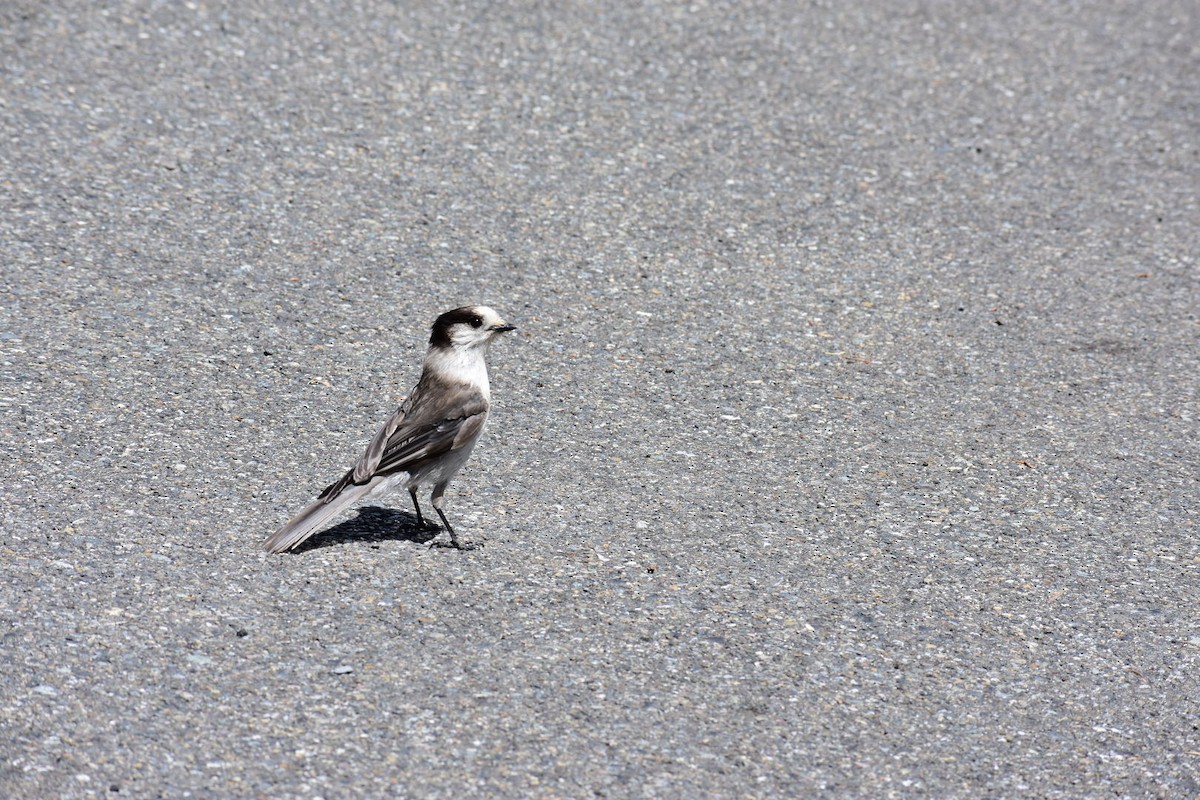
[438,306,514,349]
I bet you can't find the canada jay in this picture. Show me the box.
[264,305,515,553]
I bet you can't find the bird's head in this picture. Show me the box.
[429,306,516,349]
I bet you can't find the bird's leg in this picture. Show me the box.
[409,487,432,530]
[430,484,479,550]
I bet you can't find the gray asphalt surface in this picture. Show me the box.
[2,1,1197,797]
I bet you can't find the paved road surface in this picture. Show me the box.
[2,1,1196,797]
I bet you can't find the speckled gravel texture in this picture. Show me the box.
[2,1,1197,798]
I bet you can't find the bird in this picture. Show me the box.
[264,305,516,553]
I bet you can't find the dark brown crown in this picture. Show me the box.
[429,306,485,347]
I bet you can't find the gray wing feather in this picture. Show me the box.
[372,410,487,476]
[314,387,488,501]
[353,405,408,484]
[451,413,487,450]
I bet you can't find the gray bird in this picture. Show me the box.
[264,305,516,553]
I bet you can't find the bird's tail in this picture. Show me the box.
[263,483,374,553]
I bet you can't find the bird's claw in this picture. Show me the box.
[428,538,482,551]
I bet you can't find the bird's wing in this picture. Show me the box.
[372,404,488,477]
[317,385,488,500]
[353,403,411,484]
[313,402,409,502]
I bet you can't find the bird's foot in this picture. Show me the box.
[428,536,482,551]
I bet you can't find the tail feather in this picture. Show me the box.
[264,483,374,553]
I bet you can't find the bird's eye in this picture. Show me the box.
[470,317,483,328]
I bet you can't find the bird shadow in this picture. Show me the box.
[287,505,441,553]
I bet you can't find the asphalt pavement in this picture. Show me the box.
[1,1,1197,797]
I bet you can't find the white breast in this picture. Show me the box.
[424,346,491,399]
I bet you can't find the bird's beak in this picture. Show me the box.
[491,323,516,333]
